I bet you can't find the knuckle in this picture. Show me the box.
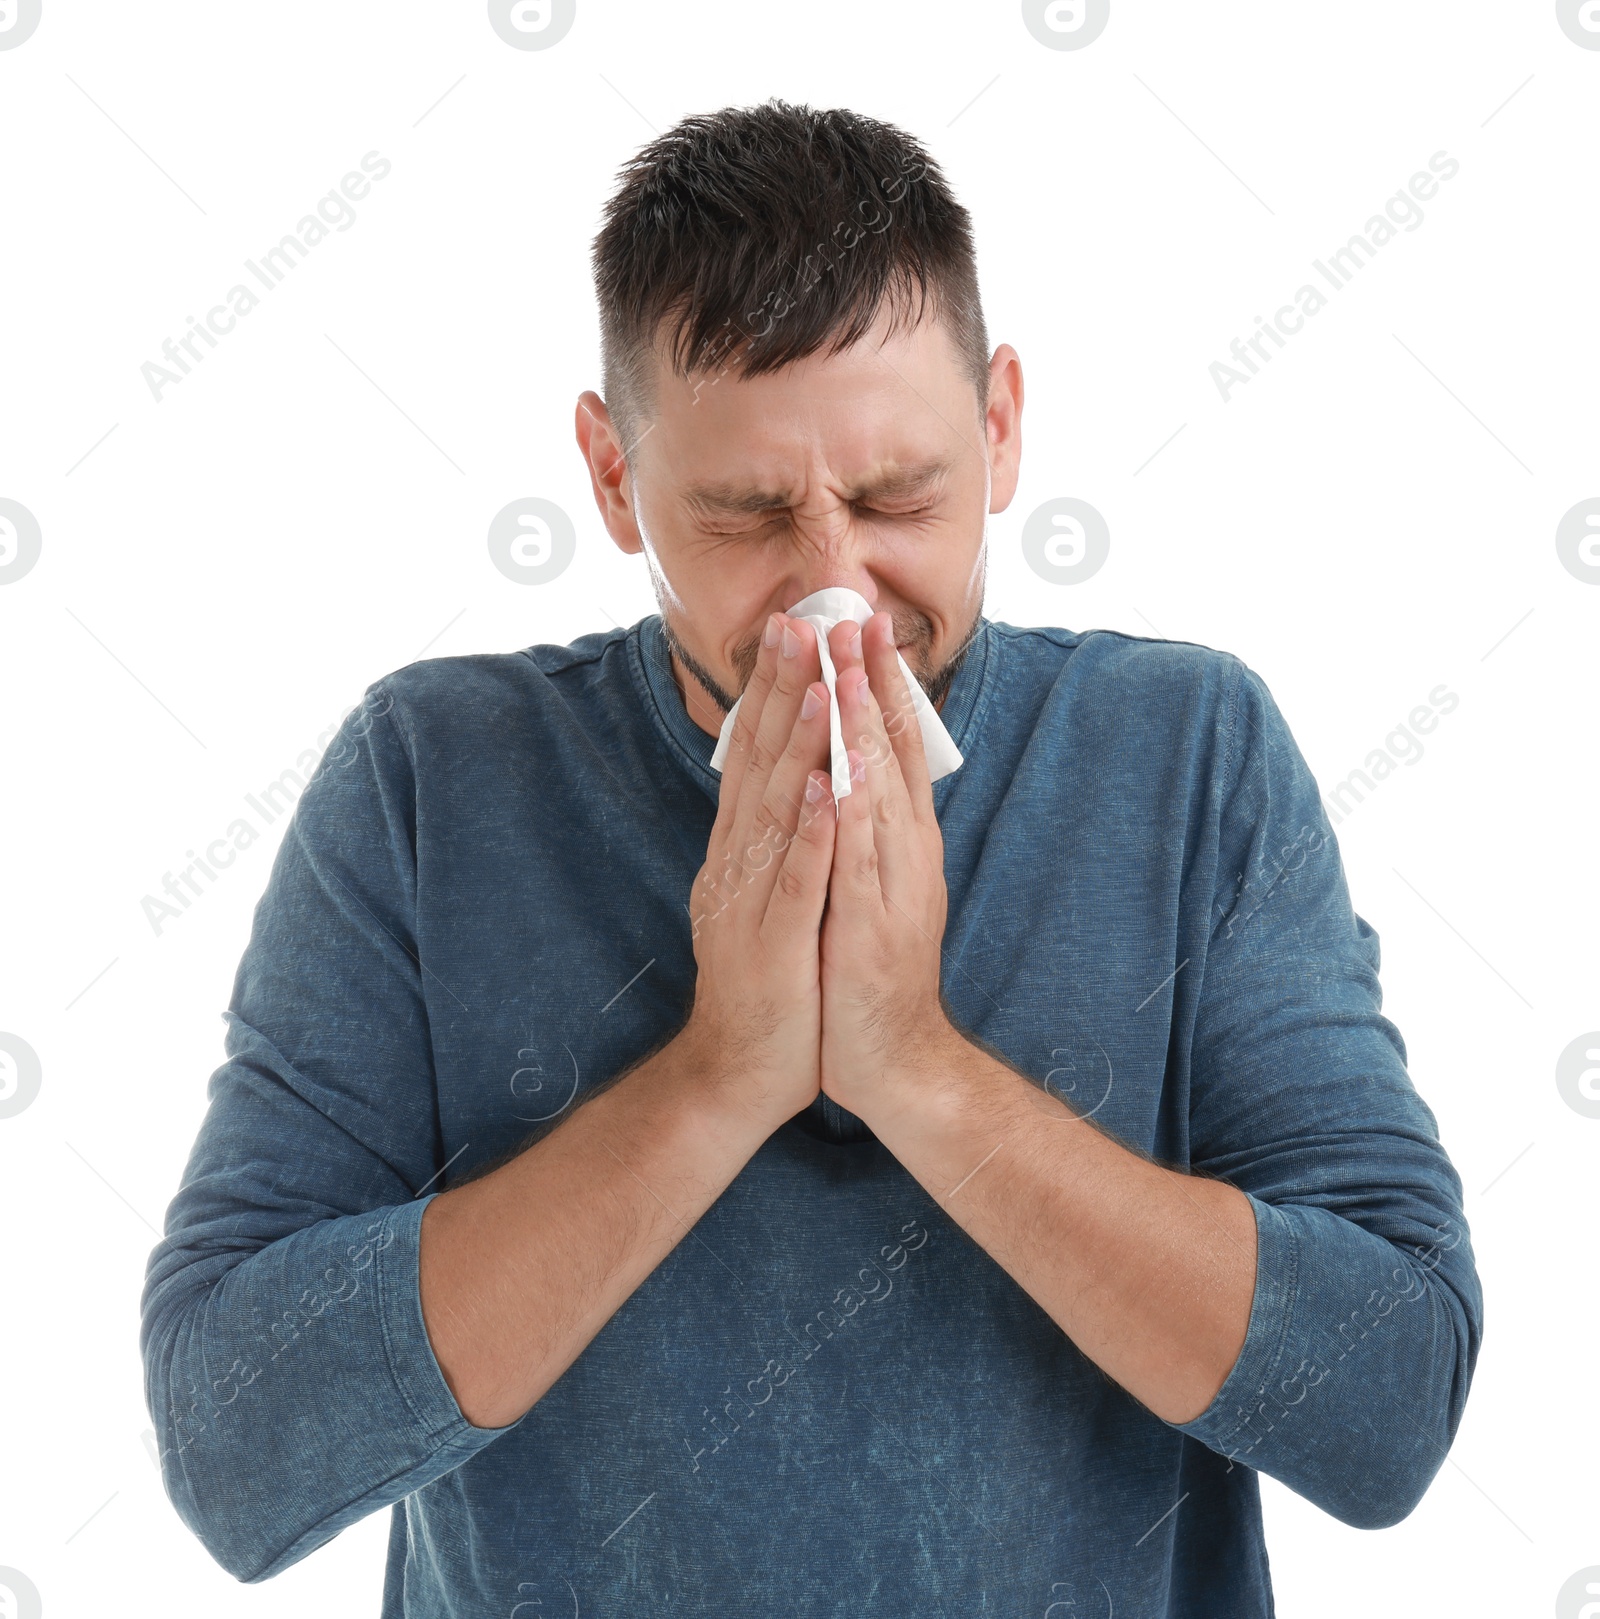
[776,863,807,903]
[861,731,894,769]
[748,803,787,856]
[882,699,920,745]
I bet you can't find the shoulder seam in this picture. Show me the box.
[517,627,631,679]
[1219,653,1249,800]
[368,679,420,782]
[1076,625,1243,664]
[986,621,1081,647]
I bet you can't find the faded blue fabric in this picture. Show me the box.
[139,613,1483,1617]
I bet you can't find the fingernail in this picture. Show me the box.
[806,773,824,803]
[847,624,862,656]
[763,615,780,649]
[781,624,801,658]
[801,686,823,720]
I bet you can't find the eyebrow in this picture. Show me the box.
[682,457,957,517]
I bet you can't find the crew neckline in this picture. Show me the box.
[630,609,997,806]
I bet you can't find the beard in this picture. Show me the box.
[662,599,982,722]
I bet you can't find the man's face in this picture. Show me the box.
[578,302,1022,739]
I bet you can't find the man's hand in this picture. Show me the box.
[806,615,1258,1432]
[817,610,954,1120]
[685,612,837,1134]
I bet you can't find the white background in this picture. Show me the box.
[1,1,1595,1613]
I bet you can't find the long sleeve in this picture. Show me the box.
[138,684,517,1584]
[1171,658,1484,1529]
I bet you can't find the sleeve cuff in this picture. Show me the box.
[1170,1191,1299,1460]
[376,1192,523,1443]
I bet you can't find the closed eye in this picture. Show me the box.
[855,502,936,519]
[702,502,936,538]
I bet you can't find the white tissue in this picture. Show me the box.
[708,586,964,805]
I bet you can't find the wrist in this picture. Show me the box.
[671,1020,791,1146]
[866,1016,971,1131]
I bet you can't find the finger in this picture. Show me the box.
[711,611,786,848]
[826,615,864,690]
[862,610,934,824]
[744,676,833,921]
[829,613,932,831]
[837,664,911,902]
[733,614,820,847]
[829,743,884,919]
[763,765,837,947]
[826,616,868,806]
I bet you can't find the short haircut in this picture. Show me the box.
[590,97,991,468]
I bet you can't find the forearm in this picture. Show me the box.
[861,1025,1258,1425]
[420,1025,773,1430]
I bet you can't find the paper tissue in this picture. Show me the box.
[707,586,964,804]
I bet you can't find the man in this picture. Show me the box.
[141,99,1482,1616]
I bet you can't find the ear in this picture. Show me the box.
[575,391,644,556]
[983,344,1024,516]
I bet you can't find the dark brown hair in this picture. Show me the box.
[590,98,990,466]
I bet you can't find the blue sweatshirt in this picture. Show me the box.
[140,611,1483,1617]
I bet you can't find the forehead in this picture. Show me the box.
[636,302,976,500]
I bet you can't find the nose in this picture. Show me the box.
[779,512,887,616]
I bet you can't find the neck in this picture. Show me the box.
[669,653,733,741]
